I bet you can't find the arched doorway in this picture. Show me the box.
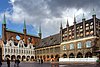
[43,55,46,61]
[5,55,10,60]
[40,56,42,59]
[47,55,49,61]
[62,54,67,58]
[77,52,83,58]
[51,55,54,61]
[55,54,60,61]
[31,56,34,61]
[85,52,92,58]
[69,53,75,58]
[11,55,16,61]
[27,56,30,61]
[17,55,21,59]
[22,55,25,61]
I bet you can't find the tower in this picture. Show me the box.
[66,19,69,41]
[82,13,86,37]
[23,19,27,44]
[60,22,63,42]
[92,8,96,36]
[2,14,7,43]
[38,24,42,39]
[73,15,76,39]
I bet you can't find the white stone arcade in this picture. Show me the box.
[3,40,35,61]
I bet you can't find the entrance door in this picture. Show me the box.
[0,48,2,61]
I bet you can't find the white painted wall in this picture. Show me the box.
[59,58,98,62]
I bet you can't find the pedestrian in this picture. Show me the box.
[17,59,20,67]
[7,58,10,67]
[41,59,43,64]
[0,60,2,67]
[14,59,17,67]
[39,58,40,63]
[14,59,20,67]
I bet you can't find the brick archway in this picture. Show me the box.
[62,54,67,58]
[69,53,75,58]
[77,52,83,58]
[85,52,92,58]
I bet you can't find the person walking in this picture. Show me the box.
[7,58,10,67]
[0,60,2,67]
[14,59,20,67]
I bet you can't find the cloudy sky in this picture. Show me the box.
[0,0,100,38]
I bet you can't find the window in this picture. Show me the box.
[77,42,82,49]
[63,45,66,50]
[70,44,74,49]
[86,41,91,48]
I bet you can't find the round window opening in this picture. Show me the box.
[16,35,20,40]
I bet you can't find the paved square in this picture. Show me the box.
[1,62,100,67]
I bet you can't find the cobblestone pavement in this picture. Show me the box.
[1,62,100,67]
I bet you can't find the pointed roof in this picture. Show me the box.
[93,8,96,15]
[39,24,41,33]
[67,19,69,27]
[82,13,85,19]
[60,22,62,29]
[74,15,76,23]
[2,14,6,24]
[24,19,26,29]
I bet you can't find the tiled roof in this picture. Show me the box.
[36,33,61,48]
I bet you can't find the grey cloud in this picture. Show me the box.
[8,0,100,38]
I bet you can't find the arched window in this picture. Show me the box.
[86,41,91,48]
[77,42,82,49]
[70,43,74,49]
[63,45,66,50]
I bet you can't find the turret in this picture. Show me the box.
[2,14,7,43]
[82,13,86,37]
[73,15,76,39]
[60,22,63,42]
[38,24,42,39]
[92,8,96,36]
[66,19,69,41]
[23,19,27,44]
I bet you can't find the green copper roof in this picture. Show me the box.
[24,19,26,29]
[2,14,6,24]
[39,24,41,33]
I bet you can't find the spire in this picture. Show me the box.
[60,22,62,29]
[93,8,96,15]
[38,24,42,39]
[67,19,69,27]
[24,19,26,29]
[82,13,85,19]
[39,24,41,34]
[74,15,76,23]
[2,14,6,24]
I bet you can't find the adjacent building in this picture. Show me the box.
[35,13,100,61]
[0,14,41,61]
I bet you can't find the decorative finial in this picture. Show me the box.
[93,8,96,15]
[67,18,69,27]
[60,21,62,29]
[82,13,85,19]
[74,14,76,22]
[24,19,26,29]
